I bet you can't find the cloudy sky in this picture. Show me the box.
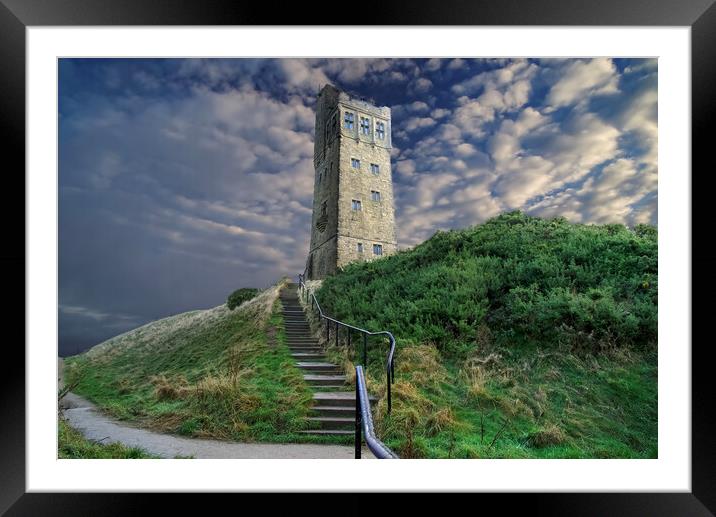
[58,57,657,355]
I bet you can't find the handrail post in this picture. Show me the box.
[326,319,329,341]
[355,378,362,459]
[347,330,351,350]
[335,321,339,347]
[387,367,392,414]
[363,333,367,368]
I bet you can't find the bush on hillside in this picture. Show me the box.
[317,212,657,356]
[226,288,260,310]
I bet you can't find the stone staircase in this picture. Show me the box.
[280,283,373,436]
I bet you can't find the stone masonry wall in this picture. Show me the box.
[306,86,340,279]
[306,85,397,278]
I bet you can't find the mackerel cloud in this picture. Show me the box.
[59,57,657,354]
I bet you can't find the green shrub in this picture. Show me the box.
[226,288,260,310]
[317,212,657,357]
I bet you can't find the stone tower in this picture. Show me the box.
[305,85,397,279]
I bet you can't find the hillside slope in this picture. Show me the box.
[316,212,658,458]
[64,279,320,443]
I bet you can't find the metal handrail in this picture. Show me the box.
[355,365,398,459]
[297,273,398,459]
[297,273,397,413]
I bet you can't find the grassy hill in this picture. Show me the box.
[315,212,657,458]
[65,212,657,459]
[64,279,327,443]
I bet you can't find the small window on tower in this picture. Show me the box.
[344,112,354,129]
[370,163,380,175]
[360,117,371,135]
[357,243,363,253]
[321,201,327,217]
[376,121,385,140]
[371,190,381,202]
[351,158,361,169]
[373,244,383,256]
[351,199,362,211]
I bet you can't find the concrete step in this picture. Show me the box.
[311,385,351,390]
[311,406,356,418]
[300,367,342,375]
[298,366,343,375]
[313,391,375,407]
[304,374,346,386]
[296,362,341,372]
[297,429,354,436]
[291,353,327,360]
[305,416,354,430]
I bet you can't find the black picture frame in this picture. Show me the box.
[2,0,710,514]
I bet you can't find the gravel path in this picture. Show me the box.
[59,360,373,459]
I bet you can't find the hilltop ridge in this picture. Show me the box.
[314,212,657,458]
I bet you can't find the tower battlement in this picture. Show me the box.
[305,84,397,279]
